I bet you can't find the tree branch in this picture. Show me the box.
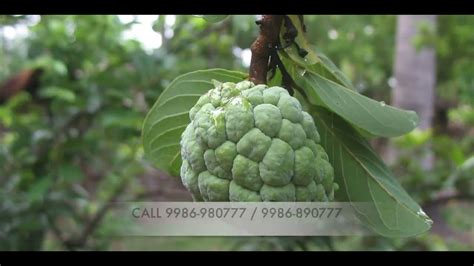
[423,191,474,208]
[249,15,284,84]
[422,190,474,246]
[45,177,130,250]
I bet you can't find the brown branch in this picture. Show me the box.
[422,190,474,246]
[57,178,129,250]
[249,15,284,84]
[0,68,43,104]
[44,209,77,251]
[132,188,190,201]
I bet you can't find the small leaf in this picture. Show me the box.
[281,54,419,138]
[27,178,53,202]
[142,69,247,176]
[310,106,432,237]
[101,109,142,130]
[267,68,282,87]
[197,15,229,23]
[39,86,76,103]
[58,163,85,182]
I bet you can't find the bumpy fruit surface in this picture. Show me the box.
[180,80,339,202]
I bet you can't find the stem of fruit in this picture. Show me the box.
[249,15,284,84]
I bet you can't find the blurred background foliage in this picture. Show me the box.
[0,15,472,251]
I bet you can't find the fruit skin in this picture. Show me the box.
[180,80,338,202]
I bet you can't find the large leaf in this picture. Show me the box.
[311,106,432,237]
[280,54,419,138]
[142,69,247,176]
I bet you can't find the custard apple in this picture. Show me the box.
[180,80,339,202]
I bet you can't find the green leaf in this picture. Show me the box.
[311,48,356,90]
[27,178,53,202]
[310,106,432,237]
[278,16,418,137]
[281,54,419,138]
[58,163,85,182]
[142,69,248,176]
[101,109,142,130]
[39,86,76,103]
[280,15,354,90]
[197,15,230,23]
[267,68,282,87]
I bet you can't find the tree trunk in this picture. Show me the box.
[387,15,437,170]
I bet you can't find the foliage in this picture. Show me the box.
[1,15,472,251]
[1,15,150,250]
[0,14,251,251]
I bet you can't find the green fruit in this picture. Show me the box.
[180,80,338,202]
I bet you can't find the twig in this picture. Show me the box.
[422,190,474,246]
[249,15,284,84]
[270,49,296,95]
[423,190,474,208]
[62,177,130,250]
[44,209,76,251]
[132,188,190,201]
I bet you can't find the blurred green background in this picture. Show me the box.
[0,15,472,251]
